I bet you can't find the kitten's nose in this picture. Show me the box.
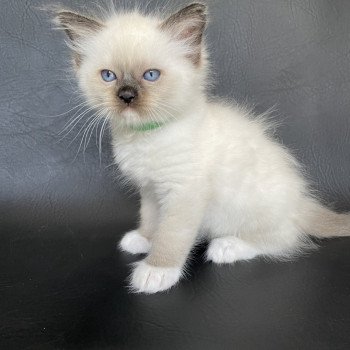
[118,86,138,104]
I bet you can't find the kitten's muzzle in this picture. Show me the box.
[118,86,138,105]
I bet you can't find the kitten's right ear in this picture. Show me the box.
[53,9,103,42]
[51,8,103,67]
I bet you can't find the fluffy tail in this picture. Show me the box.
[298,201,350,238]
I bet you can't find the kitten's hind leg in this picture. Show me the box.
[207,237,260,264]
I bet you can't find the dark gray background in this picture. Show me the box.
[1,1,349,349]
[1,0,350,232]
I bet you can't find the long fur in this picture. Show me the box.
[53,3,350,293]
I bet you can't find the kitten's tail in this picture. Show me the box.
[298,200,350,238]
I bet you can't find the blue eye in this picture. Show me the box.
[143,69,161,82]
[101,69,117,82]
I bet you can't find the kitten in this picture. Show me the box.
[53,3,350,294]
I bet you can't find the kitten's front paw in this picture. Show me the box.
[130,261,182,294]
[119,230,151,255]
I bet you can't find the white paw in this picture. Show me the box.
[130,261,182,294]
[207,237,259,264]
[119,230,151,255]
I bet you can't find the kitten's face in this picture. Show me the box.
[55,4,207,128]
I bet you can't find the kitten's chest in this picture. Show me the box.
[113,140,153,185]
[112,133,196,187]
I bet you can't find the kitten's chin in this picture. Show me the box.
[117,106,143,126]
[115,106,163,129]
[120,107,139,119]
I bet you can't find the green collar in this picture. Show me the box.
[129,121,164,132]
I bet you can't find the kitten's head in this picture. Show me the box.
[54,3,208,129]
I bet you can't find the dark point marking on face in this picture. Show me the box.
[118,86,138,105]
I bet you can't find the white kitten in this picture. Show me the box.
[54,3,350,294]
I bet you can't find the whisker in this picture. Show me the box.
[99,114,110,163]
[68,112,100,147]
[59,101,108,139]
[38,100,89,119]
[74,114,102,162]
[84,109,109,152]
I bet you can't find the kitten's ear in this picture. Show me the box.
[52,9,103,67]
[160,3,207,65]
[53,9,102,42]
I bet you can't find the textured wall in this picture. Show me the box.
[1,0,349,233]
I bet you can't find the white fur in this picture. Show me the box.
[113,102,309,256]
[131,261,182,294]
[207,237,260,264]
[119,230,151,254]
[57,5,333,293]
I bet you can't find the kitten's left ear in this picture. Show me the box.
[160,3,207,65]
